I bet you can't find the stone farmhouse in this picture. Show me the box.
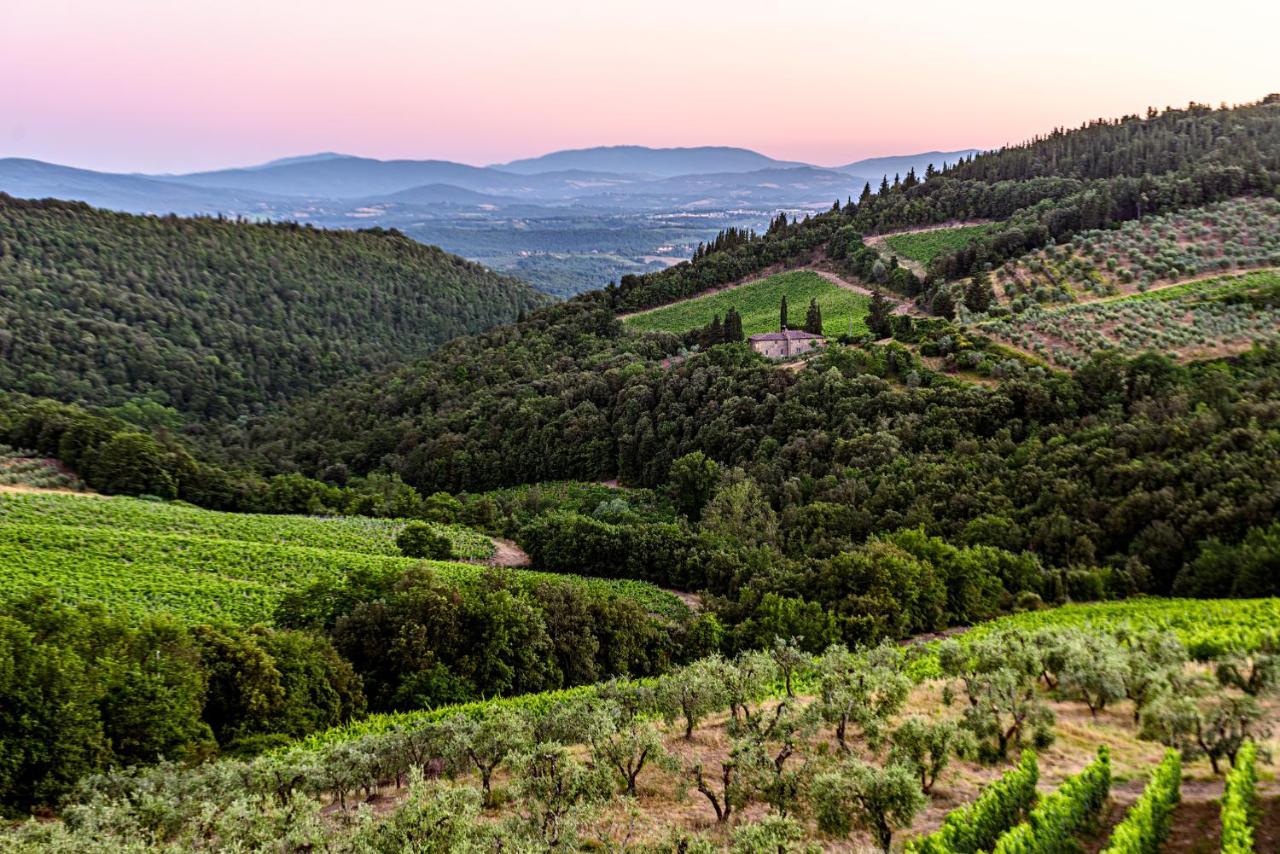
[748,328,826,359]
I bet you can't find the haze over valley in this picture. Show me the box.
[0,146,976,295]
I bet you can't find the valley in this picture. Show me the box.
[2,90,1279,852]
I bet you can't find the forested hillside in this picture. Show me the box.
[608,96,1280,312]
[0,194,548,418]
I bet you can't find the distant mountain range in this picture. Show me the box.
[0,145,978,296]
[0,146,979,216]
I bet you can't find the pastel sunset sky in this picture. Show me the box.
[4,0,1278,172]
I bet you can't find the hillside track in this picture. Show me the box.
[807,267,926,316]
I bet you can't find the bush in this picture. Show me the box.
[905,750,1038,853]
[1100,749,1180,854]
[396,522,454,560]
[990,747,1111,854]
[1220,741,1258,854]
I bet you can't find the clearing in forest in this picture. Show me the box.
[878,222,995,265]
[622,270,869,338]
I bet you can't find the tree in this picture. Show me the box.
[940,634,1055,762]
[736,699,817,816]
[89,432,177,498]
[724,307,745,343]
[508,742,610,848]
[442,708,534,805]
[421,491,463,523]
[930,286,956,319]
[888,717,971,793]
[771,637,807,699]
[667,451,720,522]
[700,476,778,548]
[1215,648,1280,697]
[1058,633,1128,716]
[396,521,454,559]
[963,269,995,313]
[1142,693,1270,775]
[867,291,894,339]
[812,761,925,852]
[804,299,823,335]
[657,657,727,739]
[816,642,911,752]
[587,702,674,796]
[779,295,789,330]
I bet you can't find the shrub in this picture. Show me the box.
[396,522,454,560]
[1100,749,1181,854]
[905,750,1038,853]
[1220,741,1258,854]
[990,747,1111,854]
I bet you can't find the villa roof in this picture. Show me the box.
[748,329,825,342]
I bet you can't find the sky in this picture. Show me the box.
[4,0,1278,173]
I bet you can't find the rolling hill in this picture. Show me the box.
[0,193,548,418]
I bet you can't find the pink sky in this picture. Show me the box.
[4,0,1278,173]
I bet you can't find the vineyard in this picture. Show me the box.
[993,197,1280,308]
[622,270,870,338]
[881,223,995,265]
[11,598,1271,850]
[0,490,492,559]
[0,494,687,624]
[972,270,1280,368]
[0,445,83,491]
[962,597,1280,658]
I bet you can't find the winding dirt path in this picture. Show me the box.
[807,267,926,317]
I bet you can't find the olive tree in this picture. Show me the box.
[888,717,973,793]
[811,761,926,852]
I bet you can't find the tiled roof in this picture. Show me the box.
[748,330,825,342]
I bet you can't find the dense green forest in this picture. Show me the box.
[0,194,548,418]
[218,296,1279,602]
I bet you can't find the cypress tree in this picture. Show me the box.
[867,291,894,339]
[805,299,823,335]
[780,295,789,330]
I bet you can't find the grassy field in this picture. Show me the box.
[0,492,687,624]
[882,223,994,264]
[623,270,869,338]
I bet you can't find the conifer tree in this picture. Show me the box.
[930,286,956,320]
[779,295,789,330]
[805,299,823,335]
[724,308,744,343]
[867,291,894,339]
[963,269,995,314]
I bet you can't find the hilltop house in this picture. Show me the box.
[748,327,826,359]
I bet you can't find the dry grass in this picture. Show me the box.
[332,665,1279,851]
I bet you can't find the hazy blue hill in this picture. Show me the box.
[835,149,980,180]
[493,145,809,177]
[0,157,284,214]
[163,155,528,198]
